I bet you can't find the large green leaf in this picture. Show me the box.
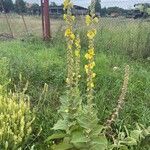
[52,119,68,131]
[45,133,66,142]
[120,137,137,146]
[90,135,108,150]
[71,130,89,149]
[77,107,99,130]
[51,142,73,150]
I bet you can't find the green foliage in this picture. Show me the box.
[15,0,26,13]
[1,0,14,13]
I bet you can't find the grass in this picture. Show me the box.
[0,16,150,149]
[0,14,64,37]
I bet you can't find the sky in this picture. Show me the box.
[12,0,150,9]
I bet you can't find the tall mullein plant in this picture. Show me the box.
[51,0,82,134]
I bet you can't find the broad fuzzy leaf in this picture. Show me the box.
[71,130,89,149]
[53,119,68,131]
[90,136,108,150]
[45,133,66,142]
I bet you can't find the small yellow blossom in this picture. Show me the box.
[90,82,94,88]
[63,0,73,10]
[65,28,72,37]
[87,29,97,40]
[93,17,99,23]
[71,15,75,21]
[85,53,93,60]
[89,62,95,69]
[92,73,96,78]
[85,65,89,73]
[88,48,95,56]
[70,33,75,40]
[63,14,67,20]
[75,50,80,57]
[68,44,72,50]
[86,15,92,26]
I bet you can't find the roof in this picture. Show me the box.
[50,5,88,10]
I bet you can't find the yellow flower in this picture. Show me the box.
[85,65,89,73]
[93,17,99,23]
[86,15,92,26]
[65,28,72,37]
[63,0,73,10]
[85,53,93,60]
[90,82,94,88]
[71,15,75,21]
[88,48,95,56]
[87,29,97,39]
[92,73,96,78]
[70,33,75,40]
[68,44,72,50]
[75,50,80,57]
[63,14,67,20]
[89,62,95,69]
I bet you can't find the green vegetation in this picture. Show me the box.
[0,14,150,149]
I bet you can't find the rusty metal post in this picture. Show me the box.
[41,0,51,40]
[41,0,44,38]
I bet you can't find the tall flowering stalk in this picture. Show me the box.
[85,7,99,109]
[63,0,75,89]
[74,35,81,88]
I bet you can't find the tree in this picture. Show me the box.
[30,3,40,15]
[50,2,57,6]
[107,7,125,15]
[15,0,26,13]
[101,7,107,17]
[95,0,101,15]
[0,0,14,13]
[90,0,101,15]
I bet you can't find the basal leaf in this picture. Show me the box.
[52,119,68,131]
[45,133,66,142]
[90,135,108,150]
[71,130,89,149]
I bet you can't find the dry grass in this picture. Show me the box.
[0,13,64,38]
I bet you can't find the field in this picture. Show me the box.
[0,14,150,149]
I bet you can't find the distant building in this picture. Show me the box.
[49,5,63,15]
[49,5,88,16]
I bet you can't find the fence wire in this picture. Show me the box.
[0,0,150,40]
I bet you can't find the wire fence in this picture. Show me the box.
[0,0,150,40]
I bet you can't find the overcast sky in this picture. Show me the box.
[13,0,150,9]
